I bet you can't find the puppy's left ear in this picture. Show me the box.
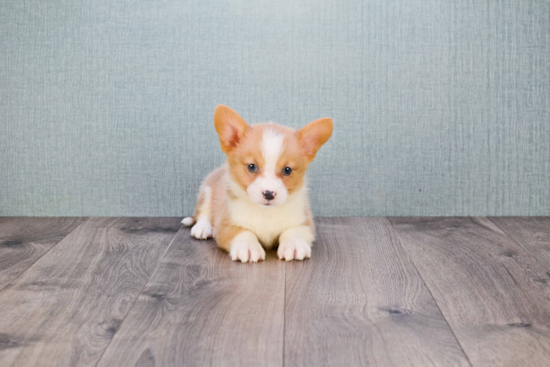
[214,105,248,154]
[298,117,333,160]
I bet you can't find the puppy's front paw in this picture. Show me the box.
[277,238,312,261]
[191,220,213,240]
[230,240,266,263]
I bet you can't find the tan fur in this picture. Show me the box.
[193,165,227,223]
[189,105,332,262]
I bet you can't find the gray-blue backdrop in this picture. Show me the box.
[1,0,549,216]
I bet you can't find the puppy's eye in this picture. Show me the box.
[282,166,293,176]
[247,163,258,173]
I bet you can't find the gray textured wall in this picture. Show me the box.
[1,0,549,217]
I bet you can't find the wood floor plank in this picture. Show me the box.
[0,217,86,291]
[389,217,550,367]
[284,217,470,367]
[96,226,285,367]
[0,217,181,367]
[489,217,550,270]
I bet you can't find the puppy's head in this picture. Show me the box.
[214,105,332,208]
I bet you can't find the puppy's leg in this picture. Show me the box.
[229,230,266,263]
[216,225,265,263]
[190,186,214,240]
[277,225,314,261]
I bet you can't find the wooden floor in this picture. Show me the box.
[0,217,549,366]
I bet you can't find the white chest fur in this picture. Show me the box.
[227,182,307,248]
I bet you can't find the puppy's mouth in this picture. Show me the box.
[261,201,278,208]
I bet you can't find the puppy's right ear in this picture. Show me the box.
[214,105,248,153]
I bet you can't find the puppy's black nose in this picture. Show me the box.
[262,190,275,201]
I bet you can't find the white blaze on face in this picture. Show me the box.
[247,128,289,207]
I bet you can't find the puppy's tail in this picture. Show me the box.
[181,216,196,226]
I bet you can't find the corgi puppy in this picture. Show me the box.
[182,105,332,263]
